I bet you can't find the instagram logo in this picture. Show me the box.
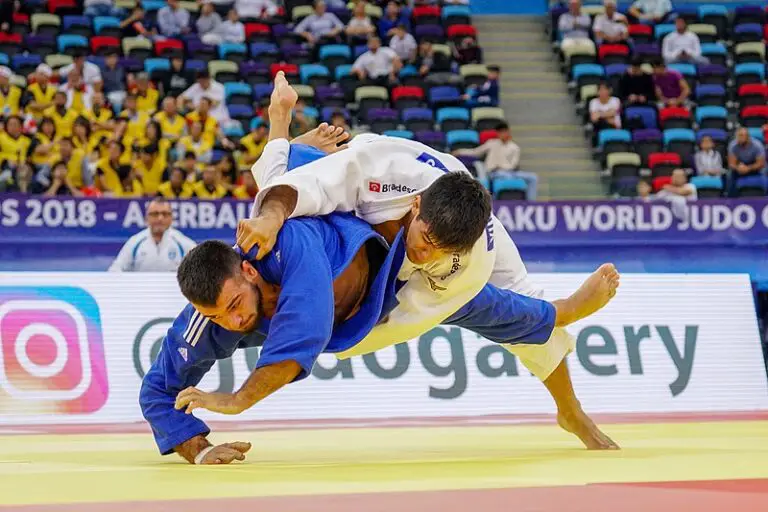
[0,287,108,414]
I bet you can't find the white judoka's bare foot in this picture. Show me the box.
[556,264,620,326]
[292,123,350,153]
[269,71,298,115]
[557,408,620,450]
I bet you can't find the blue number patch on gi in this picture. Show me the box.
[416,152,449,173]
[485,220,495,251]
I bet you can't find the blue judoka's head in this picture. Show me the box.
[405,172,492,265]
[177,241,267,332]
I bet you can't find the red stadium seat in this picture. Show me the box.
[245,23,271,41]
[652,176,672,192]
[447,24,477,40]
[648,152,682,170]
[12,13,29,25]
[391,86,424,102]
[738,83,768,98]
[91,36,121,55]
[598,44,630,64]
[155,39,183,57]
[479,129,498,145]
[740,105,768,128]
[659,106,691,129]
[48,0,77,15]
[0,33,22,44]
[628,24,653,39]
[270,63,299,78]
[412,5,441,25]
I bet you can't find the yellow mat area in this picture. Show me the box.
[1,421,767,506]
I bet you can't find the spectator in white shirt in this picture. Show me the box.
[157,0,190,38]
[59,69,94,112]
[629,0,672,23]
[657,168,697,200]
[694,136,725,177]
[59,52,102,90]
[558,0,592,52]
[202,8,245,45]
[179,70,229,124]
[235,0,279,21]
[593,0,628,44]
[352,36,402,86]
[346,2,376,42]
[454,122,539,200]
[589,82,621,131]
[663,18,707,65]
[389,24,417,63]
[84,0,125,18]
[196,1,222,40]
[294,0,345,46]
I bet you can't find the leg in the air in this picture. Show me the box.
[552,263,620,327]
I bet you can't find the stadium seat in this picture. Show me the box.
[300,63,331,88]
[383,130,415,140]
[446,129,479,151]
[252,83,273,102]
[675,5,699,25]
[733,23,763,44]
[402,107,434,133]
[123,37,153,60]
[25,34,57,57]
[733,6,766,26]
[244,23,271,42]
[695,84,726,107]
[0,33,22,56]
[11,12,29,37]
[691,175,723,198]
[223,123,245,139]
[479,129,498,145]
[654,23,675,41]
[355,86,389,119]
[48,0,77,16]
[93,16,122,38]
[224,82,252,106]
[737,175,768,197]
[412,5,441,26]
[606,152,641,180]
[292,84,315,104]
[437,107,470,132]
[747,127,765,143]
[632,129,663,166]
[414,24,446,44]
[368,108,399,133]
[391,86,425,111]
[663,128,696,166]
[31,14,61,36]
[628,24,653,43]
[184,59,206,74]
[659,106,691,130]
[562,39,597,68]
[282,43,312,66]
[428,85,462,108]
[695,106,728,131]
[321,106,351,124]
[493,177,528,201]
[571,63,604,89]
[477,176,491,190]
[335,64,360,101]
[270,63,298,79]
[62,15,91,38]
[471,107,505,132]
[45,53,72,70]
[734,63,765,89]
[598,129,632,154]
[740,106,768,129]
[12,54,42,76]
[688,23,717,43]
[90,36,120,56]
[579,83,598,103]
[319,44,351,73]
[695,64,726,87]
[218,42,247,63]
[209,60,239,83]
[315,85,345,108]
[632,42,661,63]
[414,130,446,150]
[698,5,728,38]
[696,128,728,149]
[144,57,171,80]
[700,42,727,66]
[56,34,87,55]
[652,176,672,192]
[239,61,269,86]
[598,44,629,66]
[446,24,477,43]
[459,64,488,88]
[364,3,383,20]
[625,105,658,130]
[442,5,471,26]
[738,84,768,108]
[648,152,682,178]
[734,42,766,64]
[228,104,254,128]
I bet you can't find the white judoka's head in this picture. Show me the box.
[177,241,266,333]
[405,172,492,265]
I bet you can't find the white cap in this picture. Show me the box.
[36,64,53,77]
[0,66,11,78]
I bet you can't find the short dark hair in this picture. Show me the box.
[177,240,243,307]
[419,172,491,254]
[495,121,509,132]
[487,65,500,73]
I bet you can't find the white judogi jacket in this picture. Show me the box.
[252,134,535,357]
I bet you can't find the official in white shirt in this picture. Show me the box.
[352,36,402,86]
[662,18,708,65]
[109,198,197,272]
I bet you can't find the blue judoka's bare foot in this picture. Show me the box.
[291,122,350,153]
[553,264,620,327]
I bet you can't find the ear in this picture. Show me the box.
[241,260,260,283]
[411,195,422,217]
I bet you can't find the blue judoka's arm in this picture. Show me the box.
[139,307,216,455]
[443,284,556,345]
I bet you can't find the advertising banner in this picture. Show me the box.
[0,273,765,426]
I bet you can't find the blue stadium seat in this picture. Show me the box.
[320,44,351,71]
[436,106,470,131]
[93,16,121,35]
[384,130,415,140]
[402,107,434,132]
[334,63,353,82]
[224,82,252,105]
[428,86,462,107]
[734,63,765,85]
[302,105,320,119]
[690,175,723,196]
[734,23,763,43]
[668,62,696,80]
[446,129,480,150]
[353,44,367,59]
[223,123,245,139]
[654,24,675,41]
[253,83,273,101]
[478,176,490,191]
[695,105,727,130]
[142,0,166,13]
[0,53,9,66]
[663,128,695,145]
[321,106,350,123]
[736,175,767,197]
[747,128,764,143]
[144,58,170,75]
[598,129,631,149]
[700,42,727,64]
[218,42,247,60]
[442,5,471,23]
[695,84,726,106]
[571,63,604,81]
[57,34,88,54]
[696,128,727,144]
[492,177,528,201]
[698,5,728,19]
[11,54,42,73]
[62,15,89,32]
[184,59,206,73]
[299,63,330,85]
[604,63,628,78]
[250,117,265,131]
[625,105,658,130]
[227,104,253,126]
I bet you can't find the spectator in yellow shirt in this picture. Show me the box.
[139,120,172,161]
[59,69,94,115]
[176,150,198,182]
[72,116,100,161]
[87,92,115,141]
[176,120,213,168]
[44,161,84,197]
[0,115,31,167]
[120,93,151,140]
[231,168,259,199]
[94,140,125,194]
[134,72,160,114]
[135,142,168,195]
[24,64,57,119]
[28,117,58,169]
[113,164,144,198]
[157,166,194,198]
[0,66,22,116]
[184,96,219,143]
[192,166,227,198]
[153,96,187,142]
[238,121,268,169]
[57,137,90,189]
[44,91,79,138]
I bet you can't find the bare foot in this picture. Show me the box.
[269,71,298,114]
[291,123,350,154]
[555,263,619,326]
[557,408,620,450]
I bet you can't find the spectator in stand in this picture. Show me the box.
[185,96,219,144]
[28,117,57,173]
[236,0,279,21]
[652,59,690,106]
[197,1,222,41]
[54,137,90,190]
[193,166,227,198]
[179,70,228,124]
[88,92,114,140]
[727,127,766,196]
[102,51,127,108]
[45,161,83,197]
[23,64,56,120]
[452,36,483,65]
[159,57,191,98]
[84,0,125,18]
[239,121,268,168]
[113,165,144,197]
[636,179,653,200]
[589,82,621,140]
[135,143,167,195]
[352,36,402,86]
[415,40,434,76]
[109,197,196,271]
[232,169,259,199]
[346,2,376,43]
[1,163,40,194]
[294,0,345,46]
[662,17,706,65]
[557,0,592,53]
[463,65,500,107]
[120,4,156,39]
[379,1,409,40]
[454,122,539,200]
[0,66,20,116]
[59,70,94,114]
[177,121,214,167]
[389,24,417,64]
[290,99,318,138]
[121,94,151,139]
[44,91,79,137]
[157,0,191,38]
[133,72,159,114]
[0,115,30,168]
[94,140,125,193]
[59,51,103,91]
[210,8,247,45]
[154,96,187,142]
[694,135,725,178]
[157,166,194,198]
[593,0,628,45]
[619,57,655,105]
[658,168,697,200]
[629,0,672,23]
